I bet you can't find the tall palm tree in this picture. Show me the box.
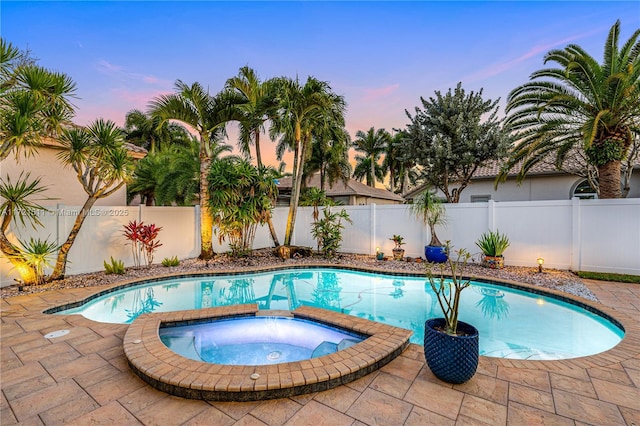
[127,151,169,206]
[225,66,280,247]
[270,76,346,247]
[149,80,240,259]
[51,119,135,280]
[502,20,640,198]
[123,109,189,153]
[352,127,389,187]
[304,120,351,191]
[0,40,77,160]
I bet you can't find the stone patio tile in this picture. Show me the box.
[289,392,317,405]
[0,362,48,388]
[2,372,56,401]
[379,355,424,382]
[232,414,269,426]
[209,400,264,420]
[74,334,123,356]
[4,332,51,353]
[368,371,413,399]
[180,405,236,426]
[591,377,640,410]
[459,394,507,425]
[346,388,413,425]
[45,352,110,381]
[65,401,143,425]
[453,373,509,405]
[38,392,100,425]
[619,406,640,426]
[549,372,597,398]
[626,366,640,387]
[312,383,361,412]
[507,401,574,425]
[404,405,455,426]
[284,400,354,426]
[344,371,379,392]
[508,383,555,413]
[552,388,626,425]
[249,398,303,426]
[136,395,209,425]
[73,363,123,388]
[497,367,551,392]
[84,370,147,405]
[1,392,17,425]
[403,376,463,420]
[117,383,171,414]
[0,348,22,370]
[8,380,86,422]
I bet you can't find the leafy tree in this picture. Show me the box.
[403,82,511,203]
[501,21,640,199]
[150,80,240,259]
[270,76,346,247]
[207,156,278,256]
[127,151,169,206]
[123,109,189,153]
[303,118,351,191]
[352,127,389,187]
[51,119,135,280]
[0,39,77,160]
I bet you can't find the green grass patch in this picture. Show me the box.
[577,271,640,284]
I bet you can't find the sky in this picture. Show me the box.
[3,1,639,170]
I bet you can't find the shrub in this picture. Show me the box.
[310,207,352,258]
[123,221,163,266]
[104,257,125,275]
[162,256,180,267]
[475,230,510,257]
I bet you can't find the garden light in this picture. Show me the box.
[537,257,544,273]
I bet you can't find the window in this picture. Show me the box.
[470,195,491,203]
[572,179,598,199]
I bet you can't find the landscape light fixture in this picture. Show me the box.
[537,257,544,273]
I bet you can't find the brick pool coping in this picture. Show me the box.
[123,304,412,401]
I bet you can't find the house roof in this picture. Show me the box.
[276,173,405,202]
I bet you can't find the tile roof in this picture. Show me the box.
[276,173,405,202]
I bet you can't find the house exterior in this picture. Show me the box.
[403,160,640,203]
[275,174,405,206]
[1,138,147,206]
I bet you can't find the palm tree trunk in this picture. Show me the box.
[0,228,26,269]
[199,149,215,259]
[254,129,263,168]
[50,196,98,280]
[284,137,301,246]
[370,154,375,187]
[598,160,622,198]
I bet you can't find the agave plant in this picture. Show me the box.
[475,230,510,257]
[10,237,59,285]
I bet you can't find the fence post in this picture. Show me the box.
[487,200,496,230]
[571,197,581,271]
[194,205,201,253]
[370,204,376,255]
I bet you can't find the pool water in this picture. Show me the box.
[160,317,363,365]
[56,268,624,360]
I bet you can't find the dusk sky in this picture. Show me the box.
[3,1,639,169]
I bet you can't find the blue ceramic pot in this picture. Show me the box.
[424,245,447,263]
[424,318,479,384]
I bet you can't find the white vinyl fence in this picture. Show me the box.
[1,199,639,287]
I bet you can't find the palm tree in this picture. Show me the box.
[225,66,280,247]
[304,120,351,191]
[51,119,135,280]
[127,151,169,206]
[352,127,389,187]
[149,80,240,259]
[502,20,640,199]
[269,76,346,247]
[0,40,77,160]
[123,109,189,153]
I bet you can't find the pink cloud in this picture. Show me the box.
[95,60,172,88]
[362,84,400,102]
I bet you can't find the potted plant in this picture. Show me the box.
[475,230,510,269]
[389,235,405,260]
[424,244,479,384]
[410,189,447,263]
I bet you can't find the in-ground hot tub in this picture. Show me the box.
[124,304,412,401]
[160,316,364,365]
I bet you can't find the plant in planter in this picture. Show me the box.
[475,230,510,269]
[390,235,406,260]
[424,245,479,384]
[410,189,447,263]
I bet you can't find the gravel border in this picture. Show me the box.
[1,249,597,301]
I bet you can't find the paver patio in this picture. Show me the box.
[1,279,639,425]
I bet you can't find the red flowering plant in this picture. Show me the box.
[123,221,163,267]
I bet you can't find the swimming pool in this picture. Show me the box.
[55,267,624,360]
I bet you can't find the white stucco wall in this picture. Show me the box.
[1,147,127,206]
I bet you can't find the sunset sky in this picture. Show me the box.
[3,1,638,169]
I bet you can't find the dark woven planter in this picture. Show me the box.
[424,318,479,384]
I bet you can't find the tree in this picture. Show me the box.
[150,80,240,259]
[0,39,77,160]
[207,157,278,256]
[50,119,135,280]
[352,127,389,187]
[127,150,170,206]
[225,66,281,247]
[304,121,351,191]
[270,76,346,247]
[123,109,189,153]
[501,20,640,199]
[403,82,511,203]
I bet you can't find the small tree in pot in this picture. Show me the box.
[410,189,447,263]
[475,230,510,269]
[390,234,405,260]
[424,244,479,384]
